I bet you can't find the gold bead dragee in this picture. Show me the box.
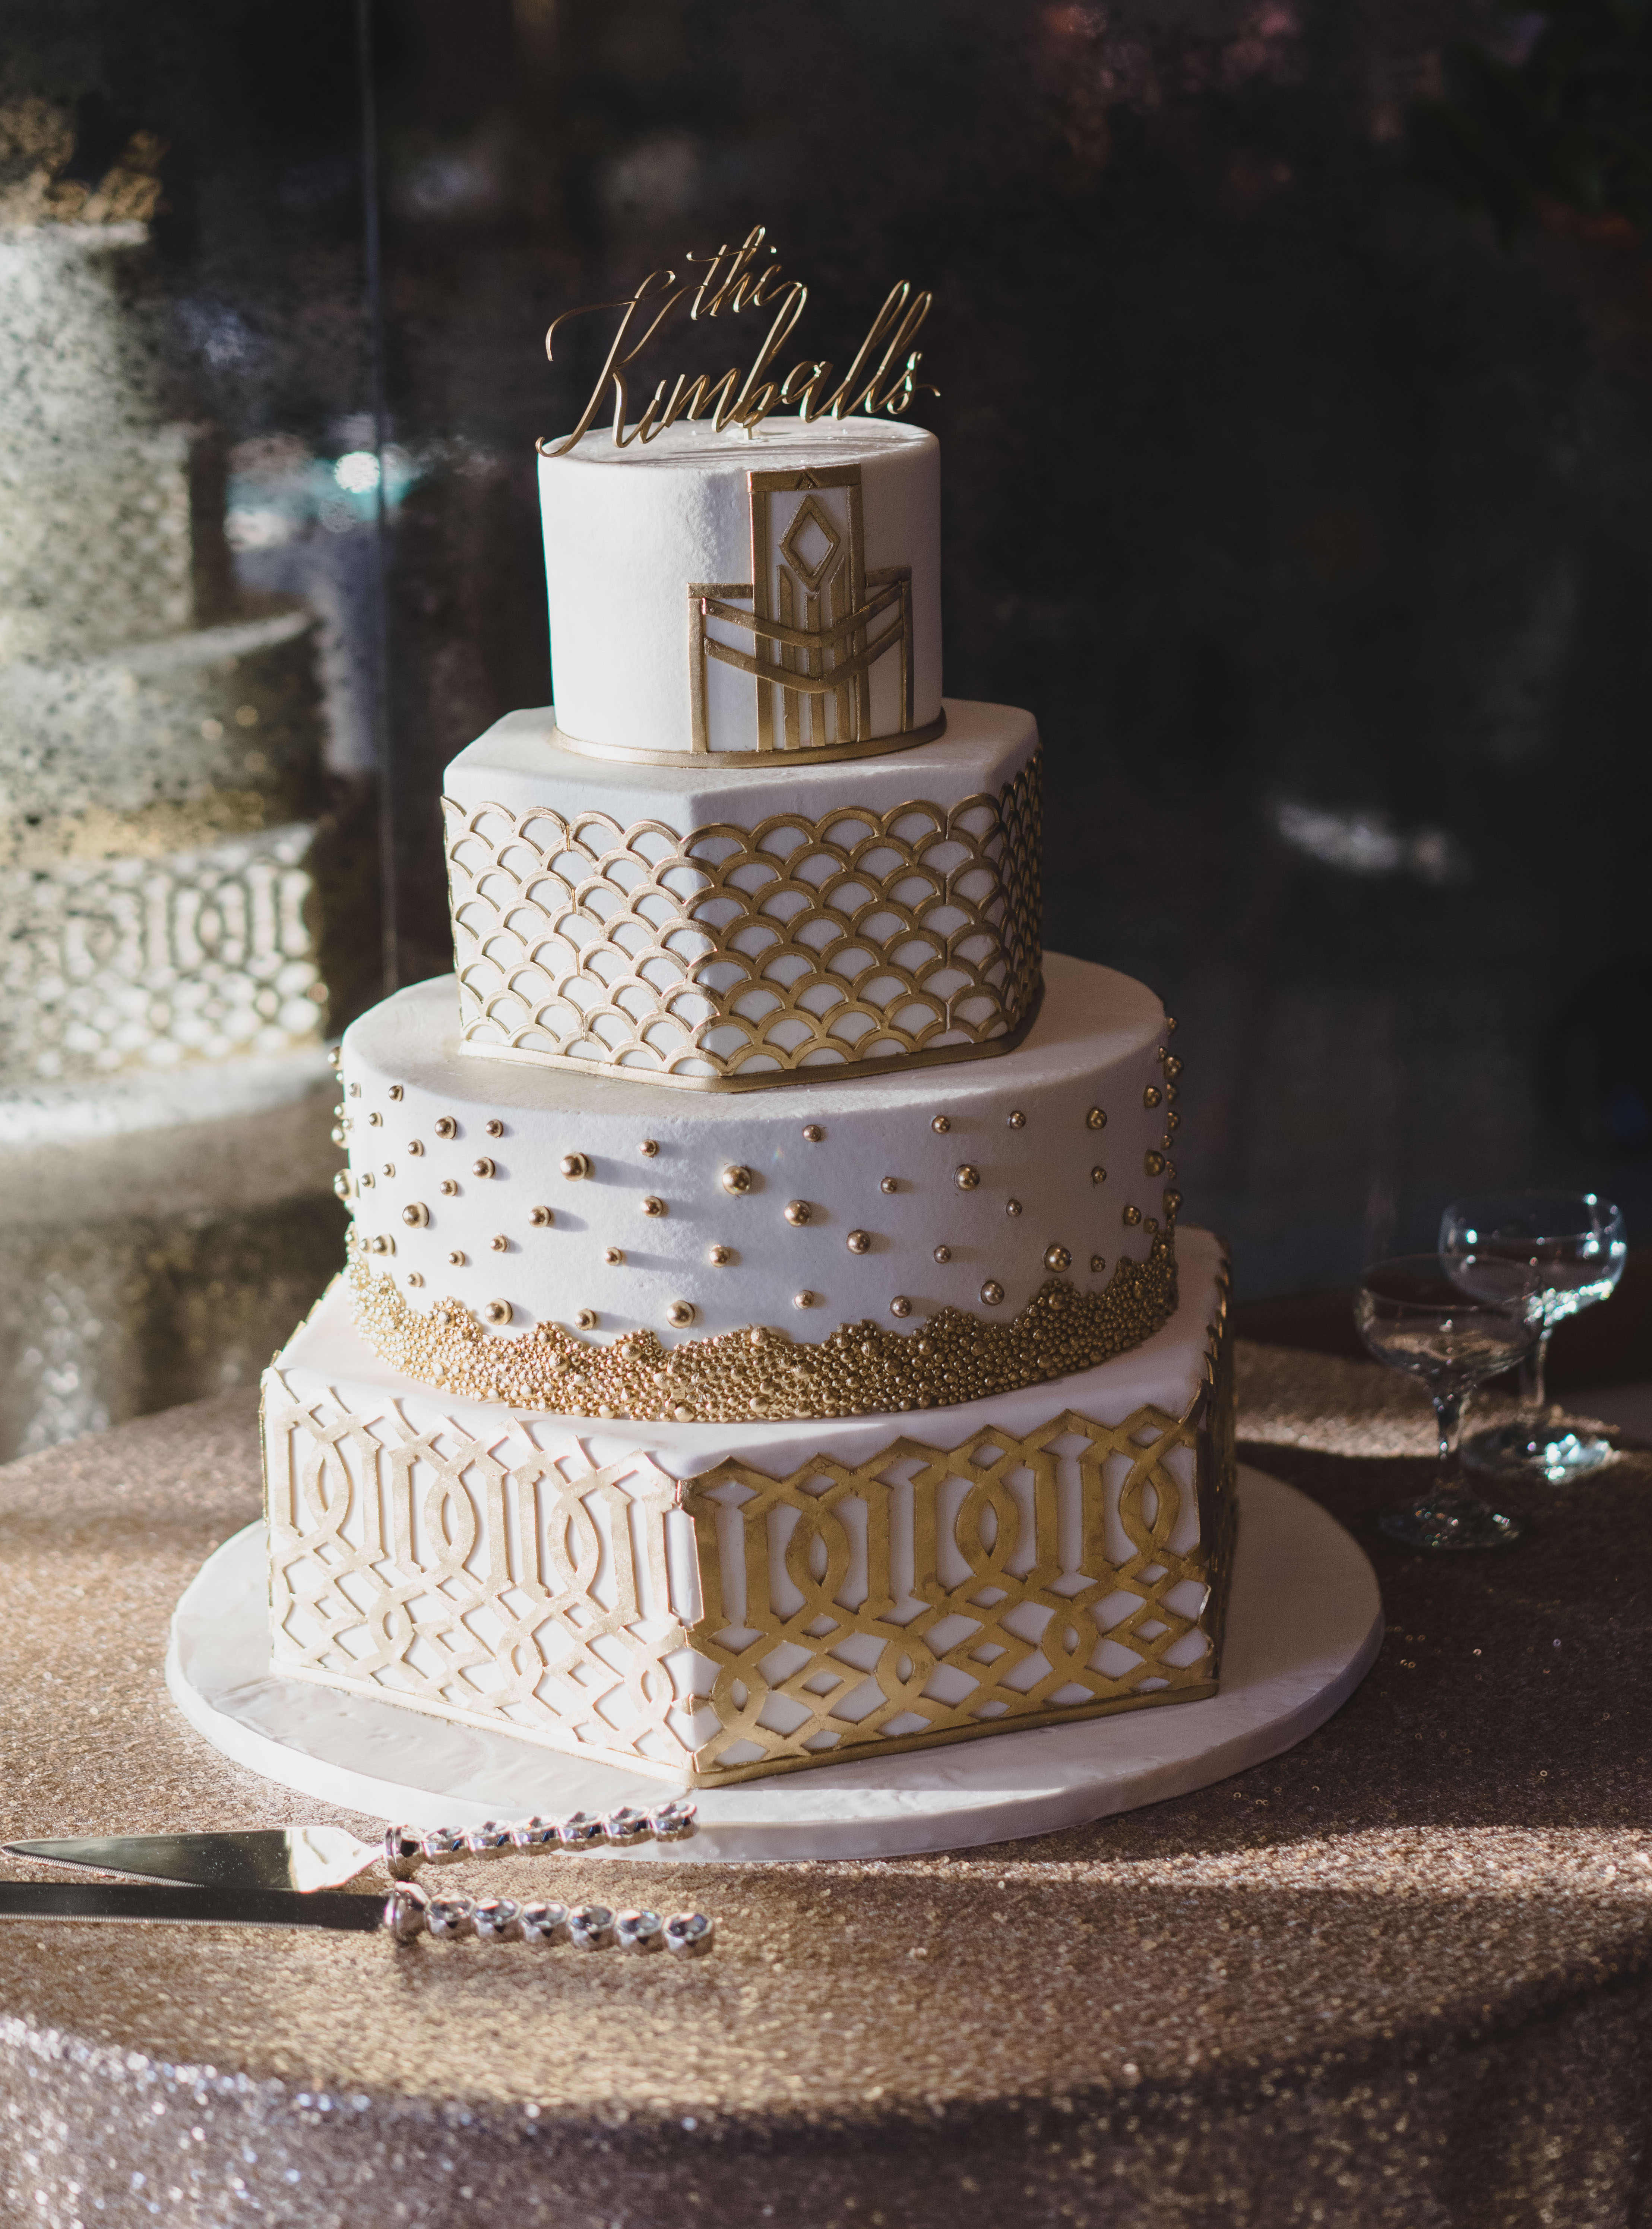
[345,1232,1179,1424]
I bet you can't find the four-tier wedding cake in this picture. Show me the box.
[263,371,1234,1789]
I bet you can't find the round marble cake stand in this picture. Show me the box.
[166,1465,1380,1862]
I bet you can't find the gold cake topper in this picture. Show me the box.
[538,225,937,457]
[0,102,163,227]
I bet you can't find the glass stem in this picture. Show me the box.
[1431,1386,1465,1485]
[1519,1326,1553,1420]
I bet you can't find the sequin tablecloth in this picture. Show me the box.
[2,1353,1651,2229]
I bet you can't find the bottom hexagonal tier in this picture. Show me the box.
[264,1229,1234,1788]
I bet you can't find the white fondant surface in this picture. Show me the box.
[340,951,1179,1344]
[539,418,940,754]
[170,1465,1381,1860]
[443,696,1036,831]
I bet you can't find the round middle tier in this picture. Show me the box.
[337,951,1186,1417]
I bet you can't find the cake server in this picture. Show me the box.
[0,1878,715,1954]
[3,1799,699,1893]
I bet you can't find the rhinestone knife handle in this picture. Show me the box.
[381,1884,714,1958]
[382,1799,697,1879]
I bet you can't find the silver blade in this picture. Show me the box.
[0,1880,385,1931]
[2,1827,379,1893]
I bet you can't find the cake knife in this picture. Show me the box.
[3,1799,698,1894]
[0,1878,716,1953]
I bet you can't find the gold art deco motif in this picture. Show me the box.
[266,1269,1230,1786]
[689,465,914,757]
[343,1227,1178,1422]
[444,752,1042,1089]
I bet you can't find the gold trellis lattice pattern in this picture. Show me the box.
[443,750,1042,1089]
[264,1282,1231,1786]
[0,822,325,1084]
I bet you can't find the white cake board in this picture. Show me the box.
[167,1467,1381,1863]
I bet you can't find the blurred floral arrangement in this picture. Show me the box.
[1411,0,1652,234]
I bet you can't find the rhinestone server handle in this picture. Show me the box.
[381,1884,714,1958]
[382,1798,697,1878]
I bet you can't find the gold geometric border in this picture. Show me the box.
[343,1228,1179,1423]
[454,982,1042,1093]
[548,711,947,769]
[445,749,1042,1089]
[266,1259,1231,1787]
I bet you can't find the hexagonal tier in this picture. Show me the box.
[265,1229,1231,1785]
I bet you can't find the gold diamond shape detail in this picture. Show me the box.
[779,493,844,591]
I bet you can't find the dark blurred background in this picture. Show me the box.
[4,0,1650,1415]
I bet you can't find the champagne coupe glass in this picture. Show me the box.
[1439,1191,1628,1484]
[1354,1254,1539,1550]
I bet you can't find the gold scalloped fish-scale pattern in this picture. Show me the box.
[442,752,1042,1085]
[344,1228,1177,1422]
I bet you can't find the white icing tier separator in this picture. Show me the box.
[168,1466,1381,1862]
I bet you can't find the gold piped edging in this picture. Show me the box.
[344,1228,1178,1422]
[550,710,947,768]
[457,984,1043,1093]
[445,748,1042,1088]
[268,1253,1230,1786]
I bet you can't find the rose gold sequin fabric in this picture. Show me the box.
[1,1356,1650,2227]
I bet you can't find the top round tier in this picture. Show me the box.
[538,418,941,762]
